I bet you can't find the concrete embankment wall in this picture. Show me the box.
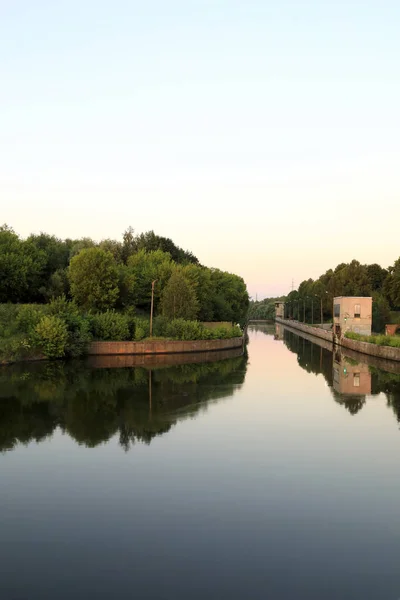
[88,346,244,369]
[88,337,244,356]
[275,318,333,343]
[340,336,400,362]
[276,317,400,363]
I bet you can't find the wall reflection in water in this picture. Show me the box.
[0,348,248,453]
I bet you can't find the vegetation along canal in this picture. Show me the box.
[2,324,400,599]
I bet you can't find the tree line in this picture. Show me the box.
[249,258,400,332]
[0,225,248,325]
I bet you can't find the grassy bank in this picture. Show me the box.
[345,331,400,348]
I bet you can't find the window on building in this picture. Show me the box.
[353,373,360,387]
[334,304,340,318]
[354,304,361,318]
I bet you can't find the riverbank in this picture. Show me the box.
[275,317,400,363]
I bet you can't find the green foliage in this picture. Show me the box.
[90,310,132,341]
[126,249,173,311]
[47,297,92,357]
[384,258,400,310]
[33,315,69,359]
[165,319,207,340]
[133,317,150,341]
[248,297,284,320]
[68,247,120,311]
[344,331,400,348]
[163,319,242,341]
[0,225,46,303]
[161,268,199,320]
[372,292,391,333]
[15,304,46,334]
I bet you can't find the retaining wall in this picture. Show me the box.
[87,346,244,369]
[276,318,400,363]
[341,336,400,362]
[88,337,244,356]
[275,318,333,342]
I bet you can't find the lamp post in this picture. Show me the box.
[315,291,328,327]
[303,298,306,323]
[149,279,158,337]
[311,296,314,325]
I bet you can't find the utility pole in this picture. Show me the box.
[150,279,158,337]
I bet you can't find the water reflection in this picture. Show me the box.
[0,348,248,453]
[277,324,400,421]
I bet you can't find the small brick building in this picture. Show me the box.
[275,302,285,319]
[333,296,372,337]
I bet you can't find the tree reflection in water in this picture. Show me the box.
[0,349,248,453]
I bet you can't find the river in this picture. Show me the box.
[1,324,400,599]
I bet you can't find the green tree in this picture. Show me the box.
[161,269,199,320]
[68,247,119,311]
[384,258,400,309]
[182,264,214,321]
[26,233,70,300]
[366,263,388,292]
[372,292,391,333]
[0,225,46,302]
[127,249,173,311]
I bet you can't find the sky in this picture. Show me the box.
[1,1,399,298]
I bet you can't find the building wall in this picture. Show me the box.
[333,297,372,336]
[275,303,285,318]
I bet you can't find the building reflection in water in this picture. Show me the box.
[332,350,372,397]
[275,322,400,419]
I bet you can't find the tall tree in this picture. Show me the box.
[161,269,199,320]
[68,248,119,311]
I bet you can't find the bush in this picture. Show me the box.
[165,319,206,340]
[345,331,400,349]
[134,317,150,341]
[16,304,47,334]
[0,335,33,363]
[48,297,93,357]
[90,310,131,341]
[33,315,69,359]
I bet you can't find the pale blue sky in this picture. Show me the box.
[1,1,399,297]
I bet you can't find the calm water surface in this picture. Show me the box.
[2,324,400,599]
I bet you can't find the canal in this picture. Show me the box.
[1,323,400,599]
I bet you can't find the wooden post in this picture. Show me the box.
[150,279,157,337]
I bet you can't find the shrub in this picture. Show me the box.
[345,330,400,349]
[33,315,69,359]
[134,317,150,341]
[165,319,206,340]
[90,310,131,341]
[15,304,47,334]
[47,297,92,357]
[0,335,33,363]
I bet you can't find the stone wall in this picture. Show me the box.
[88,337,244,356]
[275,318,333,343]
[341,336,400,362]
[276,318,400,363]
[87,346,244,369]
